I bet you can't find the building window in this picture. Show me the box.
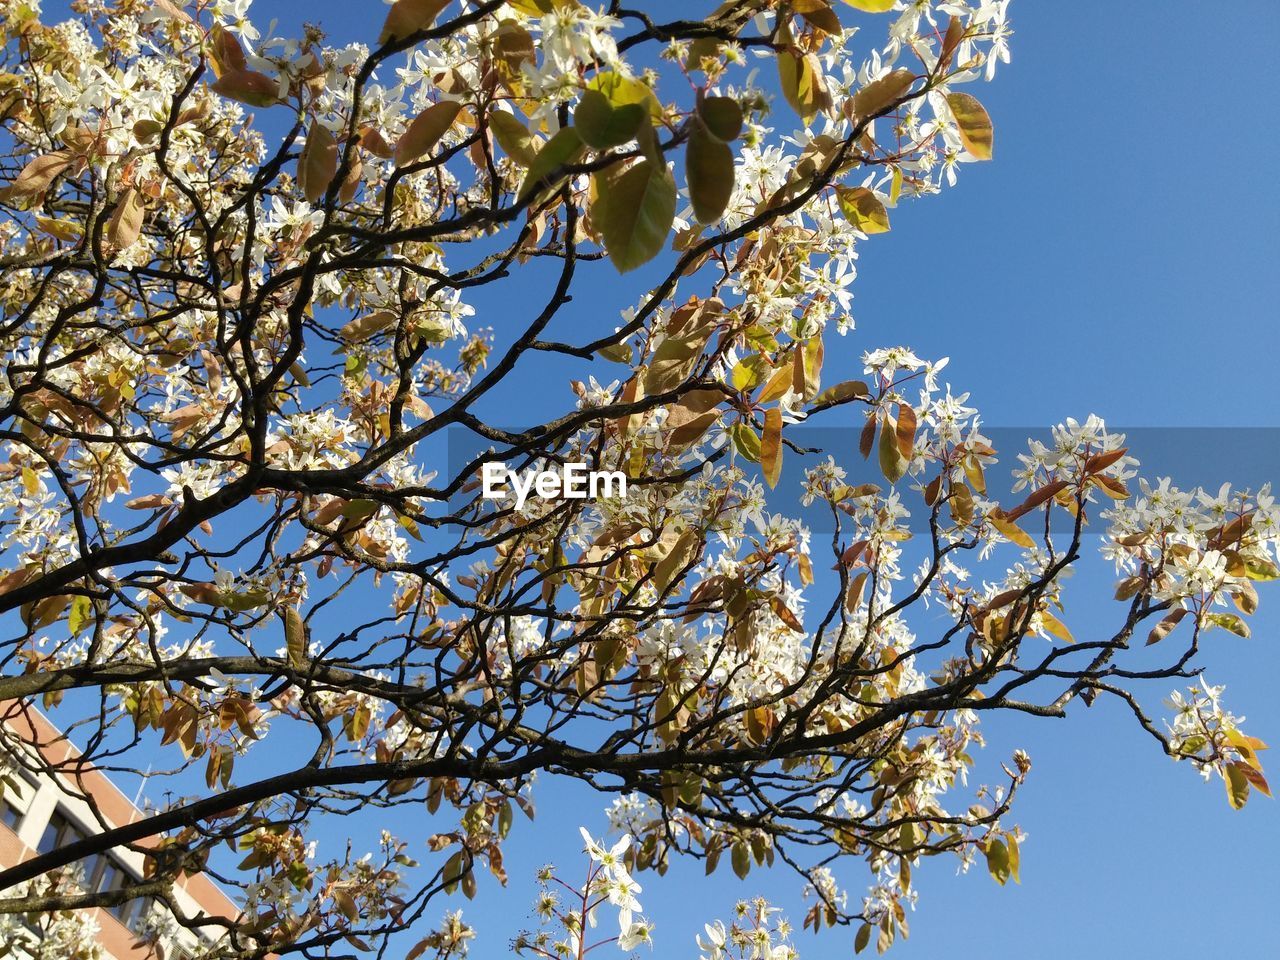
[0,795,21,830]
[35,808,156,934]
[36,808,89,855]
[0,764,35,831]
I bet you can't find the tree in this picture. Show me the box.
[0,0,1269,957]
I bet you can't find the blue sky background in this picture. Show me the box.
[32,0,1280,955]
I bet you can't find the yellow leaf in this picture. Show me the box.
[762,408,783,489]
[794,0,842,34]
[989,512,1035,549]
[757,363,794,404]
[1225,762,1250,810]
[878,413,907,483]
[835,185,890,233]
[284,606,307,666]
[842,0,896,11]
[339,310,397,343]
[778,37,832,125]
[946,92,994,160]
[1039,610,1074,644]
[209,24,247,78]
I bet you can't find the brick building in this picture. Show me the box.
[1,707,239,959]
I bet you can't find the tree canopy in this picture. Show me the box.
[0,1,1271,958]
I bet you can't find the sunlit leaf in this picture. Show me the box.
[762,408,783,489]
[379,0,450,45]
[946,92,994,160]
[835,185,890,233]
[395,101,462,166]
[853,68,914,118]
[107,186,145,249]
[298,123,338,202]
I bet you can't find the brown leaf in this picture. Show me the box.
[107,187,146,249]
[852,68,915,119]
[1146,608,1187,646]
[7,150,74,197]
[395,101,462,166]
[298,123,339,202]
[211,70,281,107]
[379,0,450,46]
[895,403,916,459]
[210,24,247,76]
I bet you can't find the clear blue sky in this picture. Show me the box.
[40,1,1280,955]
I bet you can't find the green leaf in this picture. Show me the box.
[1244,556,1280,581]
[686,124,734,224]
[699,96,743,142]
[1205,612,1250,638]
[68,595,91,635]
[575,89,645,149]
[813,379,869,406]
[1225,762,1251,810]
[731,841,750,880]
[983,838,1011,885]
[834,185,890,233]
[946,91,994,160]
[732,422,761,462]
[489,109,537,166]
[878,414,908,483]
[587,71,662,119]
[855,923,873,954]
[730,354,770,391]
[593,158,676,272]
[518,126,585,202]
